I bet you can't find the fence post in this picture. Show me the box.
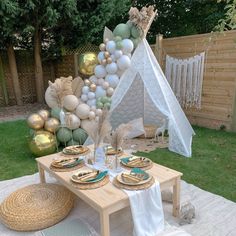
[156,34,163,68]
[232,87,236,132]
[74,53,79,77]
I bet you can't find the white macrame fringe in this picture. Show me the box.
[165,52,205,109]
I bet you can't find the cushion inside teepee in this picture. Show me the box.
[0,184,74,231]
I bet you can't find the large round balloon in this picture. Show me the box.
[67,139,81,146]
[38,109,50,121]
[75,104,90,119]
[95,86,106,98]
[45,87,59,108]
[65,113,81,130]
[117,55,131,70]
[51,107,61,120]
[131,25,142,38]
[56,127,72,143]
[121,39,134,54]
[44,118,60,133]
[106,62,118,74]
[105,74,119,89]
[106,41,116,54]
[94,65,107,78]
[63,95,79,111]
[113,23,131,39]
[78,52,98,76]
[28,131,56,157]
[72,128,88,145]
[27,113,44,130]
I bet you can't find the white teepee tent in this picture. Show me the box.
[110,39,195,157]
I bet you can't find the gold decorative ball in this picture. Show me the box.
[27,113,44,130]
[84,79,91,86]
[90,84,97,92]
[78,52,98,76]
[38,109,50,121]
[106,57,113,64]
[99,43,106,51]
[104,51,110,59]
[28,130,57,157]
[44,118,60,133]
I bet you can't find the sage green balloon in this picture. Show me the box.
[113,23,131,39]
[114,36,122,42]
[116,41,123,50]
[131,37,141,48]
[51,107,61,120]
[67,139,81,146]
[56,127,72,143]
[73,128,88,145]
[104,102,111,110]
[126,20,133,29]
[131,25,142,38]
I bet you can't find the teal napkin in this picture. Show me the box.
[64,158,83,168]
[86,171,108,183]
[131,168,149,180]
[120,156,133,164]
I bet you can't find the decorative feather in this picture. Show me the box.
[48,76,73,107]
[110,123,132,151]
[72,76,84,98]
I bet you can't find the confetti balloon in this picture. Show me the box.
[78,52,98,76]
[44,118,60,133]
[27,113,44,130]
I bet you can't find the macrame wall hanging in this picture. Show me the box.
[165,52,205,109]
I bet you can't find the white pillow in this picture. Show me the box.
[127,118,145,139]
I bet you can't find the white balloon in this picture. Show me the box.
[96,109,103,116]
[95,86,106,98]
[82,86,90,94]
[89,75,98,85]
[110,54,116,62]
[117,55,131,70]
[97,78,105,86]
[116,69,124,77]
[105,74,119,89]
[94,65,107,78]
[107,87,114,97]
[90,106,96,112]
[106,40,116,54]
[45,87,59,108]
[105,62,118,74]
[75,104,90,119]
[87,98,96,107]
[121,39,134,54]
[97,51,105,63]
[87,92,95,100]
[102,81,109,90]
[63,95,79,111]
[65,113,81,130]
[124,52,132,58]
[81,94,88,102]
[95,116,99,122]
[89,111,96,120]
[114,50,123,59]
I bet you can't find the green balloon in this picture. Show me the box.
[131,25,142,39]
[73,128,88,145]
[113,23,131,39]
[96,101,104,109]
[116,41,123,50]
[51,107,61,120]
[56,127,72,143]
[114,36,122,42]
[67,139,81,146]
[131,37,141,48]
[126,20,133,29]
[101,96,109,104]
[104,102,111,109]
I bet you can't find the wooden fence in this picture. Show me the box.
[151,30,236,131]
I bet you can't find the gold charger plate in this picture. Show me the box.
[116,172,152,186]
[70,170,106,184]
[51,158,81,168]
[120,156,152,168]
[62,145,89,155]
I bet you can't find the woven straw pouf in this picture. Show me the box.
[0,184,74,231]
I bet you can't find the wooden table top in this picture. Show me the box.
[36,151,182,212]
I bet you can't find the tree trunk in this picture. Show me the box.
[0,53,9,105]
[34,27,44,103]
[7,44,23,105]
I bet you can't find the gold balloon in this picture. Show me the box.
[38,109,50,121]
[27,113,44,130]
[90,84,97,92]
[78,52,98,76]
[104,51,110,58]
[107,57,113,64]
[28,131,56,157]
[101,59,107,66]
[84,79,91,86]
[99,43,106,51]
[44,118,60,133]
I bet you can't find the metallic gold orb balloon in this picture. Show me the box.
[38,109,50,121]
[84,79,91,86]
[90,84,97,92]
[28,130,56,157]
[27,113,44,130]
[78,52,98,76]
[44,118,60,133]
[99,43,106,51]
[107,57,112,64]
[104,51,110,58]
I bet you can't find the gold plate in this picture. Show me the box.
[51,158,81,168]
[116,172,152,186]
[120,156,152,168]
[71,170,106,184]
[63,145,89,155]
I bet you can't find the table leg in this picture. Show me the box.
[37,163,46,183]
[172,176,180,217]
[100,210,110,236]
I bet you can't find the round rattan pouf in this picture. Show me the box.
[0,184,74,231]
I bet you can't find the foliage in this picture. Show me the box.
[0,120,236,202]
[215,0,236,31]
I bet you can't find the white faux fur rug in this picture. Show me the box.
[0,173,235,236]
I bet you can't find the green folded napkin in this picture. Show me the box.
[120,156,133,164]
[86,171,108,183]
[64,158,83,168]
[131,168,149,180]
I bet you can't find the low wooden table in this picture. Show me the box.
[36,152,182,236]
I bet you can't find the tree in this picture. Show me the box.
[0,0,23,105]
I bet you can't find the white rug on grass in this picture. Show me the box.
[0,173,235,236]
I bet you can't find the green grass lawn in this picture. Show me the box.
[0,120,235,202]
